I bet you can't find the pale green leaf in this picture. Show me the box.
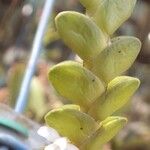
[85,36,141,84]
[49,61,105,109]
[87,0,137,35]
[55,11,107,61]
[88,76,140,121]
[80,116,127,150]
[45,105,98,146]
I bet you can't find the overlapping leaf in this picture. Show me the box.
[45,105,98,146]
[80,116,127,150]
[49,61,105,109]
[85,36,141,84]
[55,11,107,61]
[89,76,140,121]
[81,0,137,35]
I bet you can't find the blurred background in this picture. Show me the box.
[0,0,149,149]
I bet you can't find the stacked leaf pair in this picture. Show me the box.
[45,0,141,149]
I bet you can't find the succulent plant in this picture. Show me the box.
[45,0,141,149]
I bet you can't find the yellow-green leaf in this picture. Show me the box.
[45,105,98,146]
[85,36,141,84]
[49,61,105,109]
[80,116,127,150]
[87,0,137,35]
[55,11,107,61]
[88,76,140,121]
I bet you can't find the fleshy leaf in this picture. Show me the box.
[55,11,107,61]
[85,36,141,84]
[49,61,105,109]
[88,76,140,121]
[80,116,127,150]
[86,0,137,35]
[45,105,98,146]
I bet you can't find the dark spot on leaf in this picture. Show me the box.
[80,127,83,130]
[92,79,95,82]
[118,50,121,53]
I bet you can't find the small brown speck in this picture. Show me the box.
[92,79,95,82]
